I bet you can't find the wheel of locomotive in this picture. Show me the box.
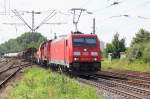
[99,62,101,71]
[44,60,48,67]
[52,64,58,71]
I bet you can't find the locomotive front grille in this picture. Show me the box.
[80,58,90,61]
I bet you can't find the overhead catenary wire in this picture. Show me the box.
[70,8,92,32]
[109,14,150,20]
[34,10,56,31]
[8,0,10,15]
[79,0,93,8]
[12,9,32,31]
[3,22,25,25]
[11,9,57,33]
[109,14,130,18]
[4,0,6,15]
[92,0,131,14]
[1,0,150,35]
[44,22,67,25]
[93,0,150,25]
[112,0,150,19]
[58,10,71,16]
[3,22,25,33]
[137,16,150,20]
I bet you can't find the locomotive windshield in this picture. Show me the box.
[73,38,97,46]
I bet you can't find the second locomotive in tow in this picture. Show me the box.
[36,32,102,72]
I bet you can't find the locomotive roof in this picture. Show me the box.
[49,33,98,43]
[71,31,97,37]
[72,34,97,36]
[71,33,97,37]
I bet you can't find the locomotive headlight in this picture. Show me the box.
[74,58,79,61]
[93,58,97,61]
[91,52,98,56]
[73,52,81,56]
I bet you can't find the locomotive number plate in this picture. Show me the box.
[81,58,90,61]
[82,52,89,55]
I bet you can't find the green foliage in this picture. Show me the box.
[142,51,150,63]
[106,43,113,53]
[0,32,47,54]
[104,33,126,58]
[102,59,150,72]
[127,44,143,61]
[131,29,150,46]
[127,29,150,63]
[10,67,101,99]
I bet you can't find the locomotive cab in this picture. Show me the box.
[68,33,101,72]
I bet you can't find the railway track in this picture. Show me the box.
[95,71,150,89]
[98,71,150,81]
[114,79,150,90]
[77,71,150,99]
[0,67,20,88]
[0,61,15,71]
[92,75,150,97]
[0,59,31,89]
[78,78,147,99]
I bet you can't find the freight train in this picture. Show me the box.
[36,32,102,72]
[5,32,102,73]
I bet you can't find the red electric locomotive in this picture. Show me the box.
[36,32,101,72]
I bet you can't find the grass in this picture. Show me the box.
[10,66,102,99]
[102,59,150,72]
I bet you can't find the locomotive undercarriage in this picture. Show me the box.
[38,59,101,73]
[70,62,101,72]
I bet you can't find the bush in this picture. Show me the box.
[127,44,143,62]
[142,52,150,63]
[127,42,150,62]
[102,59,150,72]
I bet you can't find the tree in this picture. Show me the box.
[0,32,47,54]
[131,29,150,46]
[104,43,113,57]
[105,43,113,53]
[105,33,126,58]
[127,29,150,63]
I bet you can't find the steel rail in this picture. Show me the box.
[99,71,150,81]
[95,72,150,90]
[91,75,150,97]
[0,63,31,74]
[0,62,31,89]
[0,67,20,88]
[114,79,150,89]
[78,78,145,99]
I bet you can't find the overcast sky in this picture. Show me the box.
[0,0,150,46]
